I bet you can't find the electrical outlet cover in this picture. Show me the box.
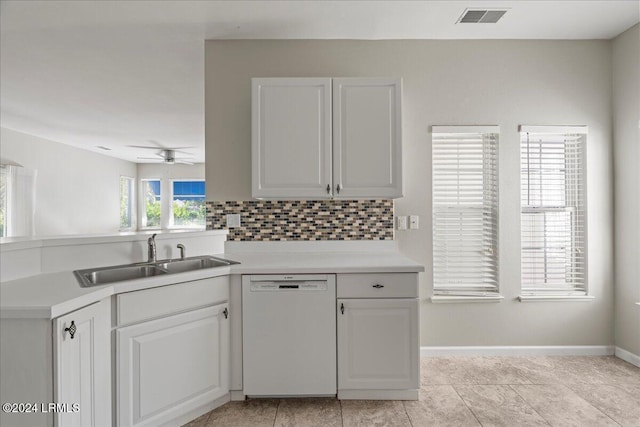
[409,215,419,229]
[397,216,408,230]
[226,214,241,228]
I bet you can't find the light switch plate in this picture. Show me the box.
[226,214,241,228]
[409,215,419,229]
[396,216,408,230]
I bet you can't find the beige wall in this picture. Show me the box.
[612,25,640,357]
[1,127,137,237]
[205,39,614,346]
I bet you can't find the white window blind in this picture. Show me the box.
[432,126,499,296]
[520,125,587,296]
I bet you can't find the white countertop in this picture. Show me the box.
[225,251,424,274]
[1,251,423,319]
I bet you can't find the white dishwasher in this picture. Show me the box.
[242,274,336,397]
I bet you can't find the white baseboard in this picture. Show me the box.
[421,345,615,357]
[615,346,640,367]
[229,390,246,401]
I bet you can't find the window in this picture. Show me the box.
[140,179,161,228]
[0,164,36,237]
[520,126,587,296]
[171,180,206,229]
[119,176,134,230]
[432,126,499,298]
[0,166,7,237]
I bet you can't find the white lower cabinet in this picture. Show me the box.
[54,299,112,427]
[336,274,419,400]
[117,302,230,427]
[0,299,112,427]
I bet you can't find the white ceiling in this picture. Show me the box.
[1,0,638,163]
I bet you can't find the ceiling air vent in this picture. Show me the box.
[457,9,507,24]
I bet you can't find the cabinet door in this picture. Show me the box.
[54,299,111,427]
[117,303,230,427]
[337,298,418,391]
[252,78,332,198]
[333,78,403,198]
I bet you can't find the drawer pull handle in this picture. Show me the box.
[223,308,229,319]
[340,303,344,315]
[372,284,384,289]
[64,321,77,339]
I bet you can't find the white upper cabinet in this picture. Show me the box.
[333,78,402,199]
[252,77,403,199]
[252,78,333,198]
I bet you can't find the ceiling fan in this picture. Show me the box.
[128,143,195,165]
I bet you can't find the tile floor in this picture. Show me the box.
[184,356,640,427]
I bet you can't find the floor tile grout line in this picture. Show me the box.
[202,407,213,426]
[450,384,484,427]
[507,384,552,426]
[272,398,281,427]
[401,400,414,427]
[560,383,626,427]
[339,399,344,427]
[557,383,624,427]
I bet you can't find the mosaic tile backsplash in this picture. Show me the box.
[206,200,394,241]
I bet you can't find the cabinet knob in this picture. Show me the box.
[326,184,331,194]
[336,184,341,194]
[64,321,77,339]
[223,308,229,319]
[340,303,344,315]
[372,284,384,289]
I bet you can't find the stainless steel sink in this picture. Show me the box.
[73,255,239,287]
[157,256,236,274]
[75,265,167,287]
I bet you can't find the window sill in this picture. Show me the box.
[518,295,595,302]
[431,295,504,303]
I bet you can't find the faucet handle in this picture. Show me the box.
[177,244,186,260]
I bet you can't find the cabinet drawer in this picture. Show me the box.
[337,273,418,298]
[117,276,229,326]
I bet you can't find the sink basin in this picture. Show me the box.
[157,256,236,274]
[75,265,167,287]
[73,256,239,287]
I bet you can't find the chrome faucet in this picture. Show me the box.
[177,244,186,260]
[147,233,157,262]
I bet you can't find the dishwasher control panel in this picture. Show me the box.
[248,275,330,291]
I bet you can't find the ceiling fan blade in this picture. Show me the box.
[127,144,196,150]
[128,145,160,149]
[137,156,163,160]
